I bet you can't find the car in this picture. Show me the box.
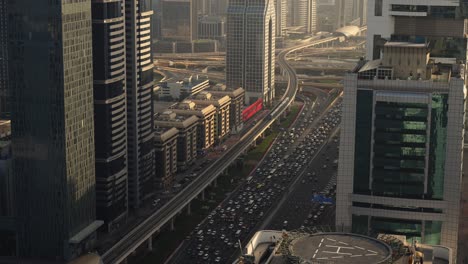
[215,257,222,262]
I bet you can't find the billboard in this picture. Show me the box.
[242,98,263,121]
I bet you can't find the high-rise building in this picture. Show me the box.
[161,0,198,41]
[8,0,102,260]
[226,0,276,105]
[0,0,7,116]
[125,0,156,209]
[91,0,128,231]
[336,0,354,27]
[306,0,317,33]
[337,2,468,261]
[275,0,287,36]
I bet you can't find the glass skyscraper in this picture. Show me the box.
[226,0,276,105]
[8,0,102,260]
[337,2,468,261]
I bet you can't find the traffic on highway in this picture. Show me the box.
[169,93,342,264]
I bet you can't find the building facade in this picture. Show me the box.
[208,86,245,132]
[126,0,156,209]
[336,43,466,262]
[8,0,102,259]
[154,127,178,190]
[170,100,216,151]
[364,3,468,260]
[275,0,287,36]
[0,0,7,116]
[91,0,128,231]
[189,92,231,142]
[154,111,198,169]
[226,0,276,105]
[198,15,226,41]
[161,0,198,41]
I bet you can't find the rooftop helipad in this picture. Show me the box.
[288,233,392,264]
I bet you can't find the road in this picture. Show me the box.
[101,36,339,264]
[168,89,337,264]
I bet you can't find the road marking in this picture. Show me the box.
[338,241,349,245]
[365,253,377,256]
[368,250,377,254]
[332,256,344,259]
[316,257,328,260]
[327,238,336,242]
[355,246,365,250]
[351,255,362,257]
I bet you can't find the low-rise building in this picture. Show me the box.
[159,75,210,101]
[154,111,198,170]
[154,127,178,190]
[189,91,231,142]
[169,100,216,151]
[207,85,245,132]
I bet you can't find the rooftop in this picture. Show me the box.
[236,230,452,264]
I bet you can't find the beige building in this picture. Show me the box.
[154,127,178,190]
[189,91,231,142]
[169,100,216,151]
[154,111,198,170]
[208,85,245,132]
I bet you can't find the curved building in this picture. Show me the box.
[91,0,128,230]
[126,0,156,209]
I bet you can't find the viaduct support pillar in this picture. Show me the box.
[148,236,153,251]
[213,178,218,188]
[200,190,205,201]
[170,217,175,231]
[187,202,191,215]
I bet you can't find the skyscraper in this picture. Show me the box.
[226,0,276,105]
[275,0,287,36]
[161,0,198,41]
[337,1,468,261]
[8,0,102,260]
[125,0,156,209]
[91,0,128,231]
[0,0,7,116]
[290,0,316,33]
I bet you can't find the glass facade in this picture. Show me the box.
[372,101,428,198]
[353,90,373,194]
[226,0,275,105]
[428,94,448,200]
[9,0,97,259]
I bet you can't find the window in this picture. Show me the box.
[375,0,383,16]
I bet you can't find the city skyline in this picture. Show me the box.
[1,0,467,263]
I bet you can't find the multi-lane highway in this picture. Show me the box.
[101,37,339,264]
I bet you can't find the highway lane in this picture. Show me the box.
[169,92,329,264]
[101,37,338,264]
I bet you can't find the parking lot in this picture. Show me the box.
[168,92,342,264]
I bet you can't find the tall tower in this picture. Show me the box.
[8,0,102,260]
[0,0,7,116]
[226,0,276,105]
[306,0,317,33]
[125,0,156,209]
[275,0,287,36]
[91,0,128,231]
[337,1,468,262]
